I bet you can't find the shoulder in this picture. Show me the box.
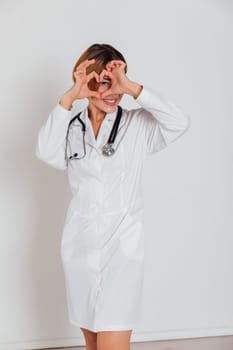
[120,86,158,125]
[121,105,156,128]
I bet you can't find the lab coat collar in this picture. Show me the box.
[81,106,118,127]
[73,106,119,151]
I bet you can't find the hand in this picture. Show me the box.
[66,59,102,100]
[99,60,129,98]
[100,60,143,99]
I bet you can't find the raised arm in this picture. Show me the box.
[100,59,191,155]
[35,59,102,170]
[35,101,72,170]
[135,86,191,155]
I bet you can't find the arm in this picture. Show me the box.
[35,100,72,170]
[100,60,191,155]
[35,58,102,170]
[133,85,191,155]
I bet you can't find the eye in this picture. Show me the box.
[101,81,111,87]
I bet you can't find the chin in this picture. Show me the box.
[102,104,118,113]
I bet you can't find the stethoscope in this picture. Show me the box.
[65,105,123,165]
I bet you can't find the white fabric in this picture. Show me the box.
[35,86,191,332]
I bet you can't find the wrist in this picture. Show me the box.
[59,93,75,111]
[125,81,143,99]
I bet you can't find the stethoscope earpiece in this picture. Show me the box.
[69,153,78,159]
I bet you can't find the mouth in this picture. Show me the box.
[102,98,119,107]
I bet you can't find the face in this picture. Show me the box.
[88,75,123,114]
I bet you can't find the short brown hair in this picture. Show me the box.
[72,43,127,91]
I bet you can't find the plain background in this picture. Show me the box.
[0,0,232,349]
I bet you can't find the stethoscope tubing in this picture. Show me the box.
[65,105,123,164]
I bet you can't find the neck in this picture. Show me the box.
[88,104,106,123]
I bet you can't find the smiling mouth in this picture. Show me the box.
[103,98,118,106]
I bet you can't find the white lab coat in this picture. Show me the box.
[35,86,191,332]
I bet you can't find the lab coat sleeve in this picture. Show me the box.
[35,103,72,170]
[134,86,191,155]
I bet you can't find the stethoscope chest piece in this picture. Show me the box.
[102,143,115,156]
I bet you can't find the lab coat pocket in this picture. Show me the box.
[119,215,144,262]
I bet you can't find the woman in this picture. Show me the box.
[36,43,191,350]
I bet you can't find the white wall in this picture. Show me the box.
[0,0,232,349]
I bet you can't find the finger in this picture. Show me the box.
[73,71,85,83]
[74,71,82,78]
[106,60,125,70]
[106,63,120,73]
[99,69,107,80]
[76,58,96,71]
[105,61,116,71]
[113,61,126,70]
[106,59,121,66]
[87,71,100,83]
[99,69,113,81]
[113,59,125,65]
[74,69,86,78]
[89,90,101,98]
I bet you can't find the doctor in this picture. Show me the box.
[36,43,191,350]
